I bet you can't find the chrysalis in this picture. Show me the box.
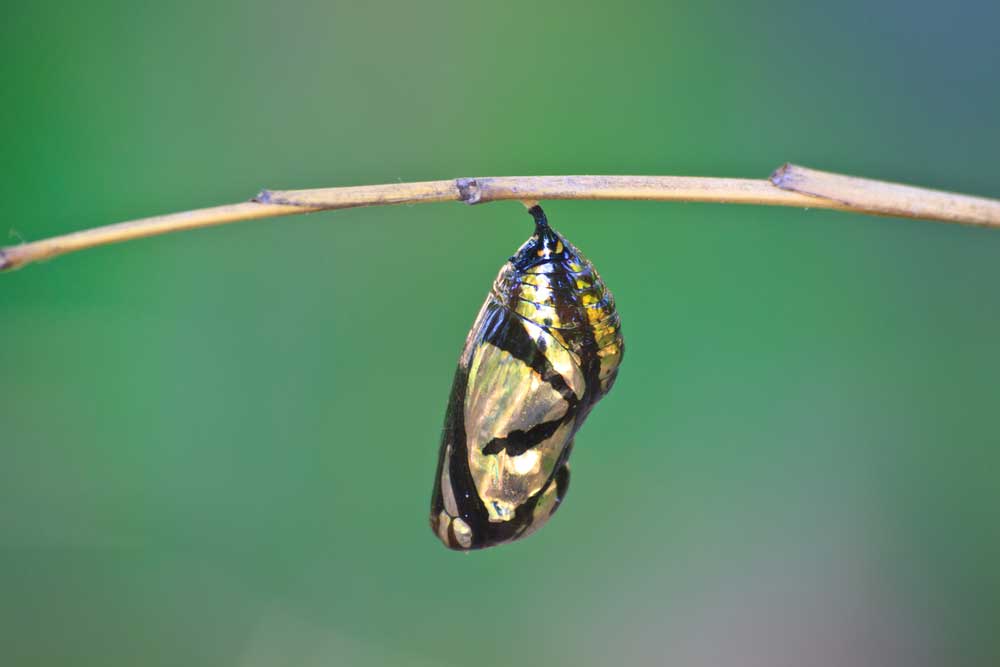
[430,205,624,550]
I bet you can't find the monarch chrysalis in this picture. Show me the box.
[430,205,624,550]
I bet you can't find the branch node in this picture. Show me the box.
[769,162,793,187]
[253,189,273,204]
[456,178,482,205]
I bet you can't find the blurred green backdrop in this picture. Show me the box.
[3,1,999,665]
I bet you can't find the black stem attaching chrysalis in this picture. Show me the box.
[429,205,624,550]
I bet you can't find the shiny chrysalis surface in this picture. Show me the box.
[430,205,624,550]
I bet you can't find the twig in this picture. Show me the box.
[2,164,998,273]
[770,164,1000,226]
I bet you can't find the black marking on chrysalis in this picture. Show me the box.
[430,205,624,550]
[481,419,564,457]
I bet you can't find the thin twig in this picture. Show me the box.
[770,164,1000,226]
[2,164,998,273]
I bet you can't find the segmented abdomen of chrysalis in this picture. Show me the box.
[430,205,623,550]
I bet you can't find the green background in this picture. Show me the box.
[3,2,999,665]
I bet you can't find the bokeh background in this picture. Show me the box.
[3,1,999,665]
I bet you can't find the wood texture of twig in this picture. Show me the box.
[2,164,998,273]
[770,164,1000,226]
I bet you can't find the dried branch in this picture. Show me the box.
[2,164,998,273]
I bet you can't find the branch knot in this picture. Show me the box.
[456,178,482,205]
